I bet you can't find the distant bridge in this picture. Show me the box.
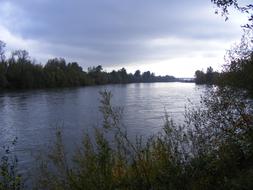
[176,78,195,82]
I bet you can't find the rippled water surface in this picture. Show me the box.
[0,82,205,172]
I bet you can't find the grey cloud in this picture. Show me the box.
[3,0,230,41]
[0,0,243,72]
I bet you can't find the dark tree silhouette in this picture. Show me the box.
[212,0,253,28]
[0,42,181,90]
[195,67,220,85]
[0,41,6,62]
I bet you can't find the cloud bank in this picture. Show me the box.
[0,0,246,77]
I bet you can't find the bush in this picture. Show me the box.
[0,138,23,190]
[34,88,253,190]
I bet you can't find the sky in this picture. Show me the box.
[0,0,248,77]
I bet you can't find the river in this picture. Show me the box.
[0,82,205,175]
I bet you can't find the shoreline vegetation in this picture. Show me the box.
[1,0,253,189]
[0,42,194,92]
[1,34,253,190]
[0,49,253,189]
[2,87,252,190]
[194,53,253,97]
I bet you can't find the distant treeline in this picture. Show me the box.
[194,53,253,96]
[194,67,220,85]
[0,45,177,90]
[219,53,253,96]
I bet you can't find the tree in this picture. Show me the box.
[205,66,214,84]
[87,65,108,85]
[67,62,83,72]
[0,41,6,62]
[11,50,29,62]
[211,0,253,28]
[133,70,140,81]
[44,58,68,87]
[142,71,151,82]
[195,70,206,84]
[0,41,7,88]
[88,65,103,73]
[6,50,32,88]
[118,68,128,83]
[134,70,141,77]
[211,0,253,95]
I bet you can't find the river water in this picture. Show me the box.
[0,82,205,175]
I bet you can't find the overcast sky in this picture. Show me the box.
[0,0,248,77]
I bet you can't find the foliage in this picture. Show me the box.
[219,51,253,96]
[195,66,220,84]
[209,0,253,96]
[0,138,23,190]
[211,0,253,29]
[195,32,253,97]
[194,32,253,97]
[217,30,253,97]
[1,1,253,189]
[0,43,178,90]
[34,87,253,190]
